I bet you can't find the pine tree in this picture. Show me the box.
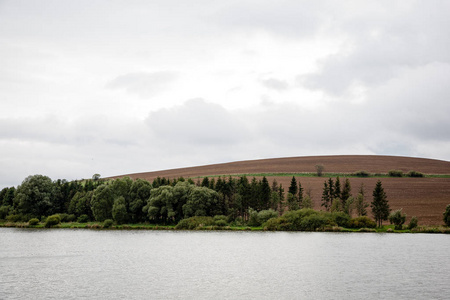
[298,180,304,208]
[288,176,298,199]
[334,177,341,200]
[321,181,331,211]
[371,180,390,227]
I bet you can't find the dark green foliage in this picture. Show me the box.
[175,216,214,230]
[408,216,418,230]
[6,214,23,222]
[407,170,424,178]
[183,186,219,218]
[103,219,114,228]
[28,218,39,226]
[354,170,370,177]
[444,204,450,226]
[59,213,76,222]
[288,176,298,199]
[44,214,61,228]
[371,180,390,227]
[112,196,128,224]
[248,208,278,226]
[265,209,331,231]
[286,193,299,211]
[341,178,351,204]
[77,214,89,223]
[334,177,341,200]
[331,211,350,227]
[321,181,331,211]
[348,216,376,229]
[91,185,114,222]
[388,170,403,177]
[0,205,12,219]
[388,209,407,230]
[16,175,55,217]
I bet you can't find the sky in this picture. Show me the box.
[1,0,450,188]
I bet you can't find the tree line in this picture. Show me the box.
[1,173,445,229]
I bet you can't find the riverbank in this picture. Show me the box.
[2,221,449,233]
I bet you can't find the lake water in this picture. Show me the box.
[0,228,449,299]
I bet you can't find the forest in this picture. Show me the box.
[1,174,449,232]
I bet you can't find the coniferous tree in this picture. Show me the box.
[260,176,271,210]
[298,180,304,207]
[321,181,331,211]
[334,177,341,200]
[278,184,285,215]
[288,176,298,200]
[371,180,390,227]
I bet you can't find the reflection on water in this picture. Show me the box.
[0,228,449,299]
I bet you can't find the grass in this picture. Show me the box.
[1,221,449,233]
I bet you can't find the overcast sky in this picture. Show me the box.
[1,0,450,188]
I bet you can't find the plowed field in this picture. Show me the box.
[114,155,450,225]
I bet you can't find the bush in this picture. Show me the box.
[45,214,61,228]
[175,216,214,230]
[388,170,403,177]
[103,219,114,228]
[213,215,228,226]
[348,216,376,229]
[444,204,450,227]
[0,205,12,219]
[28,218,40,226]
[407,170,424,178]
[214,220,228,227]
[6,214,22,223]
[408,216,418,230]
[330,212,350,227]
[300,214,328,231]
[354,170,370,177]
[388,209,407,230]
[77,214,89,223]
[258,209,278,225]
[59,213,76,222]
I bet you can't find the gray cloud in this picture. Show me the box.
[106,71,178,98]
[146,98,250,145]
[260,78,289,91]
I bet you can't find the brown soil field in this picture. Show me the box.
[113,155,450,226]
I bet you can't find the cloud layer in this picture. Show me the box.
[1,0,449,187]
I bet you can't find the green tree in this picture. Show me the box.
[301,195,313,209]
[288,176,298,200]
[443,204,450,226]
[129,178,152,222]
[371,180,390,227]
[341,178,351,204]
[260,176,271,210]
[183,186,219,218]
[334,177,341,200]
[91,185,114,222]
[321,181,331,211]
[355,183,368,216]
[388,209,406,230]
[112,196,128,224]
[15,175,55,217]
[286,193,299,211]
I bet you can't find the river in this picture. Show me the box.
[0,228,449,299]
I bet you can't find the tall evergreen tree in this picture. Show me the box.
[260,176,271,210]
[371,180,390,227]
[288,176,298,199]
[321,181,331,211]
[334,177,341,200]
[298,180,304,208]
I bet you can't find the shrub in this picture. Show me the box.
[388,209,407,230]
[407,170,424,178]
[388,170,403,177]
[348,216,376,229]
[214,219,228,227]
[103,219,114,228]
[330,211,350,227]
[354,170,370,177]
[0,205,12,219]
[408,216,418,230]
[59,213,76,222]
[6,214,22,223]
[444,204,450,227]
[175,216,214,230]
[213,215,228,226]
[77,214,89,223]
[258,209,278,225]
[45,214,61,228]
[28,218,40,226]
[300,214,328,231]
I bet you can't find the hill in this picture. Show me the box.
[113,155,450,225]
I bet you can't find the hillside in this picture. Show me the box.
[113,155,450,225]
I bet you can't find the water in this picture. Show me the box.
[0,228,449,300]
